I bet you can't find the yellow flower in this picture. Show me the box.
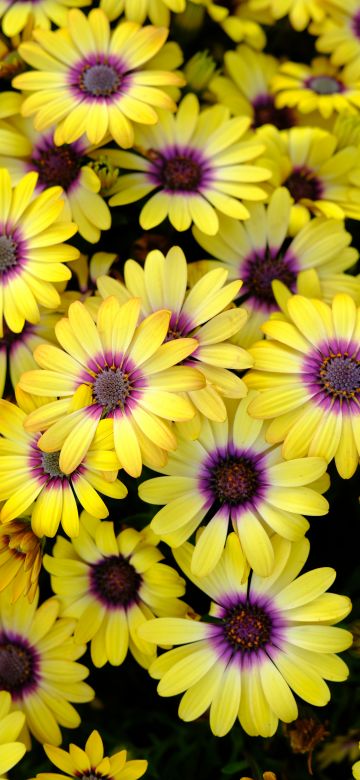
[249,0,324,31]
[31,730,147,780]
[0,0,87,36]
[13,8,184,149]
[101,0,185,26]
[0,519,43,603]
[272,56,360,119]
[45,513,186,668]
[312,0,360,70]
[0,691,25,779]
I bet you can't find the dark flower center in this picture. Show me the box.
[0,235,17,272]
[284,167,323,202]
[91,555,141,607]
[161,155,203,191]
[93,368,131,413]
[210,455,261,506]
[318,353,360,400]
[307,75,342,94]
[352,10,360,39]
[253,95,294,130]
[32,143,82,190]
[80,63,121,96]
[41,451,65,478]
[242,247,297,307]
[224,602,272,651]
[0,638,37,697]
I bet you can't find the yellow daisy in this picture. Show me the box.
[0,0,87,36]
[107,93,271,235]
[19,296,203,478]
[44,513,186,669]
[97,245,252,424]
[247,293,360,479]
[192,188,359,345]
[272,56,360,119]
[139,392,329,578]
[0,591,93,746]
[210,45,295,130]
[31,730,147,780]
[312,1,360,69]
[13,8,184,149]
[0,691,26,779]
[101,0,185,26]
[140,533,352,737]
[257,125,360,231]
[0,519,43,603]
[249,0,325,31]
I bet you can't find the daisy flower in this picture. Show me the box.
[0,591,93,746]
[247,293,360,479]
[139,533,352,737]
[0,519,43,603]
[139,392,329,578]
[0,169,78,336]
[19,296,203,478]
[107,93,271,235]
[272,57,360,119]
[44,514,186,669]
[97,245,252,424]
[101,0,185,26]
[0,120,111,244]
[192,188,359,345]
[13,8,184,149]
[0,0,87,37]
[257,125,360,231]
[31,730,147,780]
[210,45,295,130]
[312,1,360,69]
[0,691,25,779]
[0,397,127,538]
[249,0,325,31]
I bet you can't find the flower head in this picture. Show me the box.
[45,513,186,668]
[0,519,43,603]
[140,533,352,737]
[312,0,360,70]
[272,56,360,119]
[13,8,184,149]
[0,0,87,36]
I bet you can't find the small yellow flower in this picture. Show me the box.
[272,56,360,119]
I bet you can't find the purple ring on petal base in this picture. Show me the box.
[147,145,213,193]
[252,94,294,130]
[241,246,299,312]
[0,226,29,281]
[352,10,360,39]
[89,554,142,610]
[301,340,360,412]
[0,631,40,701]
[30,133,85,193]
[198,446,269,514]
[68,55,131,103]
[284,166,324,203]
[306,75,344,95]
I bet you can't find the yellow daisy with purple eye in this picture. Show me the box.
[0,0,88,37]
[139,533,352,737]
[272,57,360,119]
[247,293,360,479]
[312,0,360,70]
[19,296,203,478]
[97,245,252,424]
[0,397,127,538]
[192,188,359,345]
[106,92,271,236]
[44,514,186,669]
[13,8,184,149]
[139,392,329,578]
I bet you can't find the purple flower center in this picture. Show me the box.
[161,155,203,191]
[223,602,272,651]
[352,10,360,39]
[93,368,131,413]
[90,555,141,608]
[0,637,38,698]
[319,353,360,400]
[32,143,82,191]
[307,75,342,94]
[80,63,121,96]
[284,167,323,202]
[0,235,18,273]
[242,247,298,308]
[210,455,261,506]
[41,451,64,478]
[252,95,294,130]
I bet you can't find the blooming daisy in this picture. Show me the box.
[0,519,43,603]
[101,0,185,26]
[0,169,78,336]
[107,93,271,235]
[312,1,360,69]
[257,125,360,231]
[272,57,360,119]
[0,120,111,243]
[192,188,359,345]
[0,0,88,36]
[246,293,360,479]
[0,590,94,746]
[44,513,186,669]
[139,533,352,737]
[97,245,252,424]
[0,396,127,538]
[139,392,329,578]
[19,296,203,478]
[249,0,325,31]
[31,730,147,780]
[13,8,184,149]
[0,691,25,779]
[210,46,295,130]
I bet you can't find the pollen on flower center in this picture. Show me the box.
[0,637,37,696]
[32,143,82,190]
[41,451,65,478]
[0,235,18,272]
[90,555,142,607]
[319,354,360,399]
[284,167,323,202]
[160,155,203,191]
[224,602,272,651]
[93,368,131,412]
[211,456,261,505]
[81,64,121,97]
[242,248,297,307]
[308,76,342,94]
